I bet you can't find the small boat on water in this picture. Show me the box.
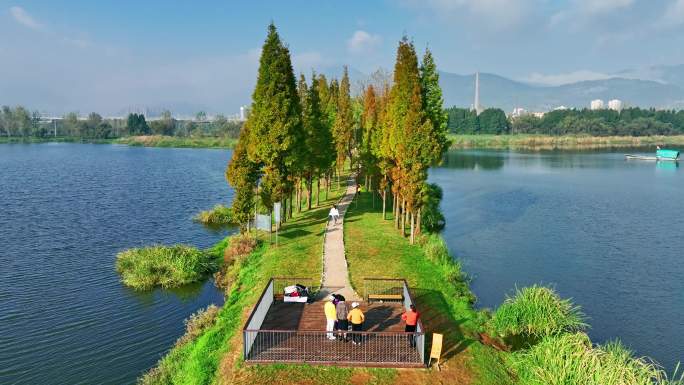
[625,148,680,162]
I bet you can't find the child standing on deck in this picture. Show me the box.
[347,302,365,345]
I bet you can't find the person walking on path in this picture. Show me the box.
[335,296,349,341]
[328,205,340,224]
[347,302,365,345]
[401,304,420,347]
[325,295,337,340]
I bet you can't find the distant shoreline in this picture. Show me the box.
[0,135,237,149]
[449,134,684,150]
[3,134,683,151]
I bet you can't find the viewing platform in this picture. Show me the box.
[242,278,425,367]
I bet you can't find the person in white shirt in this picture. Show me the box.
[328,205,340,224]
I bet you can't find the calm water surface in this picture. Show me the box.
[431,149,683,371]
[0,144,234,385]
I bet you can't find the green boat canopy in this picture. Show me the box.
[656,149,680,159]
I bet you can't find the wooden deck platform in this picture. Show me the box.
[245,300,423,367]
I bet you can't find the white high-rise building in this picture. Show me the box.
[239,106,246,121]
[590,99,605,110]
[608,99,623,111]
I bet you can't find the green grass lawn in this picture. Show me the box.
[139,176,347,385]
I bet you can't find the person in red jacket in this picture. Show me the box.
[401,304,420,347]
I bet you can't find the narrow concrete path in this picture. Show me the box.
[320,178,361,301]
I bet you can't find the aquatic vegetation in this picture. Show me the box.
[193,204,235,227]
[115,245,218,290]
[491,285,586,340]
[512,333,682,385]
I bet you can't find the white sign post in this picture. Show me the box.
[274,202,281,246]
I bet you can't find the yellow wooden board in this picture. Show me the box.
[430,333,443,360]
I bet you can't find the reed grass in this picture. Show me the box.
[449,134,684,150]
[491,285,586,339]
[193,204,235,227]
[115,135,236,149]
[115,245,218,290]
[512,333,682,385]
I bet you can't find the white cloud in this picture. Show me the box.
[662,0,684,26]
[580,0,634,15]
[10,6,43,30]
[347,30,382,54]
[403,0,537,29]
[522,70,613,86]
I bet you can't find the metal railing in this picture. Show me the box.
[272,277,318,299]
[243,279,274,359]
[242,330,423,366]
[243,277,426,367]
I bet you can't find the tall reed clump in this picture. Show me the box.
[193,204,235,226]
[420,233,475,304]
[512,333,682,385]
[116,245,218,290]
[214,233,258,292]
[174,305,221,348]
[491,285,586,340]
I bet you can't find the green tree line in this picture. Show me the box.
[0,106,243,139]
[446,106,684,136]
[227,25,449,244]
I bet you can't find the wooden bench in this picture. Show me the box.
[367,294,403,303]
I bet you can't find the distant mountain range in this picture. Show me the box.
[438,65,684,112]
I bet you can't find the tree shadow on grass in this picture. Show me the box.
[411,287,476,361]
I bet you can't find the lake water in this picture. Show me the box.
[0,144,233,385]
[431,149,683,371]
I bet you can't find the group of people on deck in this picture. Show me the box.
[324,295,420,346]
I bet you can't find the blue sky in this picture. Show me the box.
[2,0,684,115]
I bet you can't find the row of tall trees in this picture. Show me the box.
[510,108,684,136]
[446,106,684,136]
[446,107,510,134]
[0,105,243,139]
[227,24,350,233]
[227,24,450,245]
[355,38,449,243]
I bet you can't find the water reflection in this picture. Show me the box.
[441,150,504,170]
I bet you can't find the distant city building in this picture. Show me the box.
[239,105,250,121]
[590,99,605,110]
[608,99,623,111]
[554,105,569,111]
[532,112,545,118]
[511,107,527,118]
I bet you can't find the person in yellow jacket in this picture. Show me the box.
[324,295,337,340]
[347,302,365,345]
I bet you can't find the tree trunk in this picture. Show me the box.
[307,175,313,210]
[401,198,406,236]
[393,194,399,229]
[382,188,386,220]
[297,182,302,213]
[410,210,415,244]
[316,176,320,207]
[417,207,422,235]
